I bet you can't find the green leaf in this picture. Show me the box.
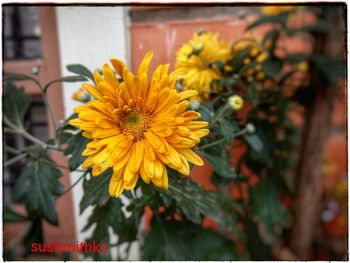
[204,153,236,178]
[44,76,87,92]
[79,170,111,214]
[66,64,94,81]
[219,119,235,144]
[55,113,78,145]
[3,81,31,127]
[246,13,289,30]
[219,77,237,89]
[198,103,214,122]
[230,48,251,69]
[160,174,241,235]
[244,133,264,153]
[262,58,283,76]
[249,176,290,245]
[282,53,311,63]
[245,219,271,260]
[247,83,260,104]
[83,198,137,260]
[312,55,345,85]
[64,132,90,170]
[14,146,64,225]
[210,60,225,74]
[143,216,240,260]
[22,219,43,256]
[3,206,27,222]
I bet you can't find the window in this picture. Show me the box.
[3,6,42,60]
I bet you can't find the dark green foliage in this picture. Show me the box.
[3,206,28,222]
[246,12,289,30]
[22,219,44,256]
[249,176,290,245]
[204,153,236,179]
[158,174,242,236]
[66,64,94,81]
[64,131,90,170]
[79,170,111,214]
[82,198,138,260]
[3,81,31,127]
[143,215,244,260]
[14,146,64,225]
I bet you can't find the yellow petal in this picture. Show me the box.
[138,50,153,76]
[178,148,204,166]
[110,58,127,78]
[93,71,103,85]
[109,178,124,197]
[123,167,138,189]
[82,83,103,100]
[102,64,120,88]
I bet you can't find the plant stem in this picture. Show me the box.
[4,153,27,167]
[4,127,47,148]
[4,118,62,151]
[198,138,225,150]
[209,104,230,128]
[199,127,248,150]
[35,76,59,145]
[5,145,21,155]
[60,170,89,196]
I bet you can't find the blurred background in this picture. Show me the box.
[3,4,347,260]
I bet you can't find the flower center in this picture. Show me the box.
[120,109,152,140]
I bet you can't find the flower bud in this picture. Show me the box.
[297,61,309,72]
[238,10,247,19]
[228,95,244,111]
[193,43,204,54]
[72,87,91,102]
[197,28,206,36]
[245,123,256,134]
[32,66,40,75]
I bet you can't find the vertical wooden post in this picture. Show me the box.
[290,7,345,259]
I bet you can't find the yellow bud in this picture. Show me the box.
[193,43,204,53]
[250,47,260,57]
[228,95,244,111]
[242,68,255,77]
[72,87,90,102]
[243,58,252,65]
[225,65,233,72]
[297,61,309,72]
[256,52,268,63]
[255,72,266,80]
[255,64,263,71]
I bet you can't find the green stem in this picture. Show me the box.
[5,145,21,155]
[209,104,230,128]
[4,126,47,148]
[4,153,27,167]
[199,138,225,150]
[4,118,62,151]
[36,76,58,145]
[199,127,249,150]
[60,170,89,196]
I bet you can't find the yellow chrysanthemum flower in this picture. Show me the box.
[69,51,209,197]
[175,31,231,100]
[261,6,298,15]
[231,35,269,80]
